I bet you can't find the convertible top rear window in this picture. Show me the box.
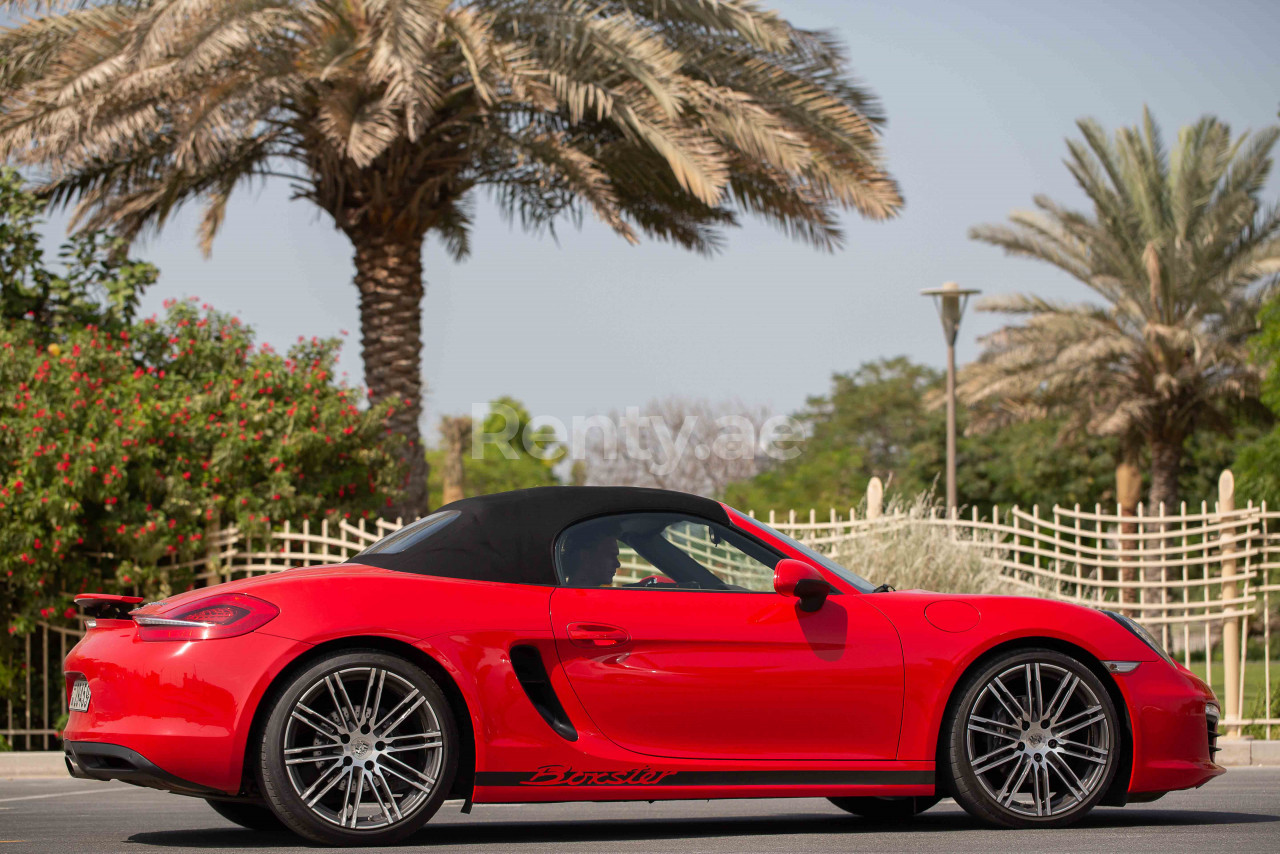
[357,511,460,556]
[350,486,731,586]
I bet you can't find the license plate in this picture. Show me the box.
[69,678,91,712]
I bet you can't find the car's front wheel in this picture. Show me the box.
[258,650,458,846]
[828,795,941,821]
[944,648,1120,828]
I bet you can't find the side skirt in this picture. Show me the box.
[473,766,934,804]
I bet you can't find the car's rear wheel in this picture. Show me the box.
[258,650,458,846]
[945,648,1119,828]
[205,798,286,831]
[828,795,941,821]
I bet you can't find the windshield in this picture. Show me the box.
[747,518,876,594]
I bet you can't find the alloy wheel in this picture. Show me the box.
[964,661,1113,818]
[281,666,445,830]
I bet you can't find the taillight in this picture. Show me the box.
[133,593,278,641]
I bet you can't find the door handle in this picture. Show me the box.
[566,622,631,648]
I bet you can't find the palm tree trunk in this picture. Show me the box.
[439,415,472,506]
[1116,451,1143,607]
[350,227,430,518]
[1148,435,1182,515]
[1147,433,1184,610]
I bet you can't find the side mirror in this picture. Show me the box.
[773,559,829,613]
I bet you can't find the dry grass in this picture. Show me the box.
[827,494,1043,596]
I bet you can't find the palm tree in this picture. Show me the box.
[0,1,902,515]
[959,110,1280,512]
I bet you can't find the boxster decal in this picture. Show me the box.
[522,765,678,786]
[474,768,936,787]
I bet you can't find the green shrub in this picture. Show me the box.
[0,169,406,631]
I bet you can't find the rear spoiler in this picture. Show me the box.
[75,593,145,620]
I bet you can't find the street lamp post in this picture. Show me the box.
[921,281,980,516]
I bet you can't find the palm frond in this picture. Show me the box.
[963,110,1279,470]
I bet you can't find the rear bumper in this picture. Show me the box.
[62,626,309,794]
[1117,660,1225,795]
[64,740,223,797]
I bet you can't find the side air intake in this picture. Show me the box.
[509,645,578,742]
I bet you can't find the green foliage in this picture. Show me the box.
[962,110,1279,510]
[1233,293,1280,505]
[467,396,563,494]
[725,358,939,511]
[426,396,561,506]
[725,358,1113,513]
[0,168,155,336]
[951,420,1117,510]
[0,176,405,632]
[725,356,1238,516]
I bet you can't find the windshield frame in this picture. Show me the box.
[724,507,876,594]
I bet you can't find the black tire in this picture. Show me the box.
[828,795,941,821]
[943,648,1120,829]
[205,798,286,831]
[258,650,459,846]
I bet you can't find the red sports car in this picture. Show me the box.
[63,487,1222,845]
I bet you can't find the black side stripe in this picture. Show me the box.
[475,769,933,787]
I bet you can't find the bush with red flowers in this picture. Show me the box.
[0,169,404,637]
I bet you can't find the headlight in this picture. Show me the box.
[1104,610,1175,666]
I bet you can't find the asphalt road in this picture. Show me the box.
[1,769,1277,853]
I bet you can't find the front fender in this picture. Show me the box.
[863,592,1157,761]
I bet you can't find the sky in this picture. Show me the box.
[30,0,1280,444]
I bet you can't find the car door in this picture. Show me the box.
[548,513,904,761]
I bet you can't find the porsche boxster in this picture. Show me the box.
[63,487,1222,844]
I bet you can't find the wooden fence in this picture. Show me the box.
[6,472,1278,748]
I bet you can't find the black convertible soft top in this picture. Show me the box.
[352,486,730,586]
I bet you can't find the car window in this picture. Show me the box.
[356,510,460,556]
[556,513,779,592]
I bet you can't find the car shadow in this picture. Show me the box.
[125,807,1279,849]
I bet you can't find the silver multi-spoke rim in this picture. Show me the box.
[282,667,444,831]
[965,662,1112,819]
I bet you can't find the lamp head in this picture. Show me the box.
[921,281,981,345]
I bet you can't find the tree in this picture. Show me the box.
[725,356,1147,515]
[437,415,472,505]
[1,168,154,334]
[725,359,939,512]
[960,110,1280,512]
[1232,292,1280,504]
[425,396,561,506]
[0,0,902,516]
[1,171,404,630]
[584,396,773,497]
[1,304,404,631]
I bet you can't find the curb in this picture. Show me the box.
[0,751,67,779]
[1218,738,1280,767]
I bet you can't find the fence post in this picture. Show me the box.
[866,477,883,520]
[1220,470,1242,737]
